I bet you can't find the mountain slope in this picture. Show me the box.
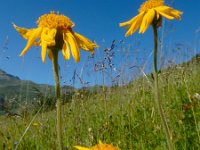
[0,69,51,98]
[0,69,75,113]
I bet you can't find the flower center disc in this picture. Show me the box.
[37,11,74,30]
[139,0,164,12]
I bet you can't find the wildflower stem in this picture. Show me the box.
[52,49,63,150]
[152,23,172,150]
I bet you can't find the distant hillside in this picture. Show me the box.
[0,69,75,112]
[0,69,50,98]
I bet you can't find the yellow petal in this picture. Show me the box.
[47,49,53,61]
[168,8,183,20]
[62,42,70,60]
[41,41,47,63]
[120,12,145,36]
[73,32,98,54]
[139,9,155,34]
[13,23,36,40]
[125,13,144,36]
[40,28,57,62]
[74,146,90,150]
[119,11,145,27]
[64,31,80,62]
[41,28,56,46]
[19,27,43,56]
[119,15,138,27]
[156,12,160,20]
[155,6,176,20]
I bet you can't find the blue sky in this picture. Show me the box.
[0,0,200,87]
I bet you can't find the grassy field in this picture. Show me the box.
[0,56,200,150]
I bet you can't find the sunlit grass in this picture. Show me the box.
[0,55,199,149]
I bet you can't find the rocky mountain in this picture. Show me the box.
[0,69,74,112]
[0,69,51,98]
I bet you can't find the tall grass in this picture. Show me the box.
[0,54,200,149]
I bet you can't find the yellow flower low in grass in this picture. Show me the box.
[74,141,120,150]
[13,11,98,62]
[120,0,183,36]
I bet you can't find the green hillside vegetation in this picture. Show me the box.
[0,54,200,149]
[0,69,75,115]
[0,69,75,98]
[0,69,52,99]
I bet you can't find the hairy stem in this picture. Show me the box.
[52,49,63,150]
[152,24,172,150]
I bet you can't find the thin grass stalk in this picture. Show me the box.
[152,23,172,150]
[184,78,200,144]
[52,49,63,150]
[14,100,45,150]
[189,97,200,144]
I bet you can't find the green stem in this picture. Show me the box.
[102,70,106,100]
[152,24,172,150]
[52,49,63,150]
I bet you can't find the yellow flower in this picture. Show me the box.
[13,11,98,62]
[32,122,42,127]
[74,141,120,150]
[120,0,183,36]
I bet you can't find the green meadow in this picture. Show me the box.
[1,55,200,150]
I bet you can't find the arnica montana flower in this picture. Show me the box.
[120,0,183,36]
[74,141,120,150]
[13,11,98,62]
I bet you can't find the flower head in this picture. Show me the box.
[13,11,98,62]
[74,141,120,150]
[120,0,183,36]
